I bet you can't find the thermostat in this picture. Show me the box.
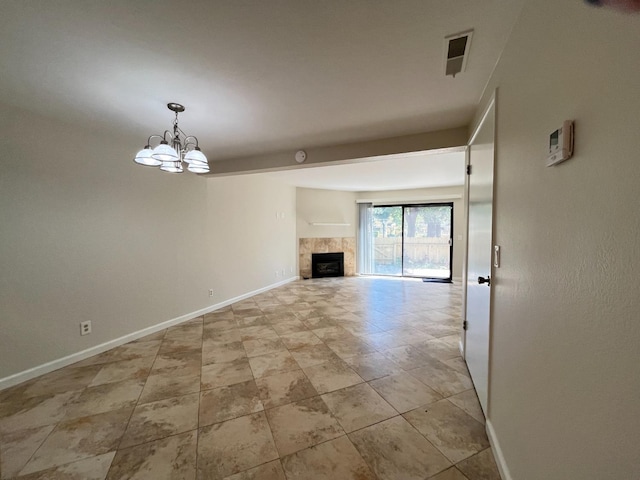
[547,120,574,167]
[295,150,307,163]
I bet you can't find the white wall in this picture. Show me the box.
[296,187,357,239]
[476,1,640,478]
[356,186,465,279]
[0,105,296,382]
[208,175,296,297]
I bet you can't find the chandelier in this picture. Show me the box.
[133,103,209,174]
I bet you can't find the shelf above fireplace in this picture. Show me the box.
[308,222,351,226]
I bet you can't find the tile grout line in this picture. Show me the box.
[106,327,167,477]
[194,314,204,479]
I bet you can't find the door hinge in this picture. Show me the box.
[463,320,468,331]
[466,165,472,175]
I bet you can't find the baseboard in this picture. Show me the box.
[486,419,513,480]
[0,276,299,391]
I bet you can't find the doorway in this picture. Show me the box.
[370,203,453,280]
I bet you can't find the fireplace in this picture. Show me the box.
[299,238,355,278]
[312,252,344,278]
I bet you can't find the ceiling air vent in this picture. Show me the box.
[444,29,473,77]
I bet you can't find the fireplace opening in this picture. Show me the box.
[312,252,344,278]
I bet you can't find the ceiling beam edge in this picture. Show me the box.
[204,126,468,177]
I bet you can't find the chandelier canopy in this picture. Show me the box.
[134,103,209,174]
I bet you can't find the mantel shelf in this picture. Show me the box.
[308,222,351,226]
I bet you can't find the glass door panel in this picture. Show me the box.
[372,206,402,276]
[402,204,453,279]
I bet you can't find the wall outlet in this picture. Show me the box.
[290,266,294,273]
[281,268,286,277]
[275,270,279,278]
[208,289,214,297]
[80,321,92,336]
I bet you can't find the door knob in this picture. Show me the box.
[478,276,491,286]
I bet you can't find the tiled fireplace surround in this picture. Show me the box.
[299,237,356,279]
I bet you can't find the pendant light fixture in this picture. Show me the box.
[133,103,209,174]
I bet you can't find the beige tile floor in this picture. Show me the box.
[0,277,501,479]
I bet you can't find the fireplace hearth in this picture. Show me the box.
[312,252,344,278]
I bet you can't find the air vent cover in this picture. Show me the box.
[444,29,473,77]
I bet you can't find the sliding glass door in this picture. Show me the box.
[402,204,452,279]
[368,203,453,280]
[372,206,403,275]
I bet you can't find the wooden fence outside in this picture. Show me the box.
[374,237,450,267]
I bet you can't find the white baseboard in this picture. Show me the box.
[486,419,513,480]
[0,276,299,391]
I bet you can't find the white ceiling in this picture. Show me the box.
[264,149,466,191]
[0,1,523,162]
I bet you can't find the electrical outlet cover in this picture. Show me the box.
[80,321,92,336]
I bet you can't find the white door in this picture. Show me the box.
[465,98,495,416]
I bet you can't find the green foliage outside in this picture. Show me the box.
[372,205,451,238]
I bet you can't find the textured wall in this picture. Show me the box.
[475,1,640,478]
